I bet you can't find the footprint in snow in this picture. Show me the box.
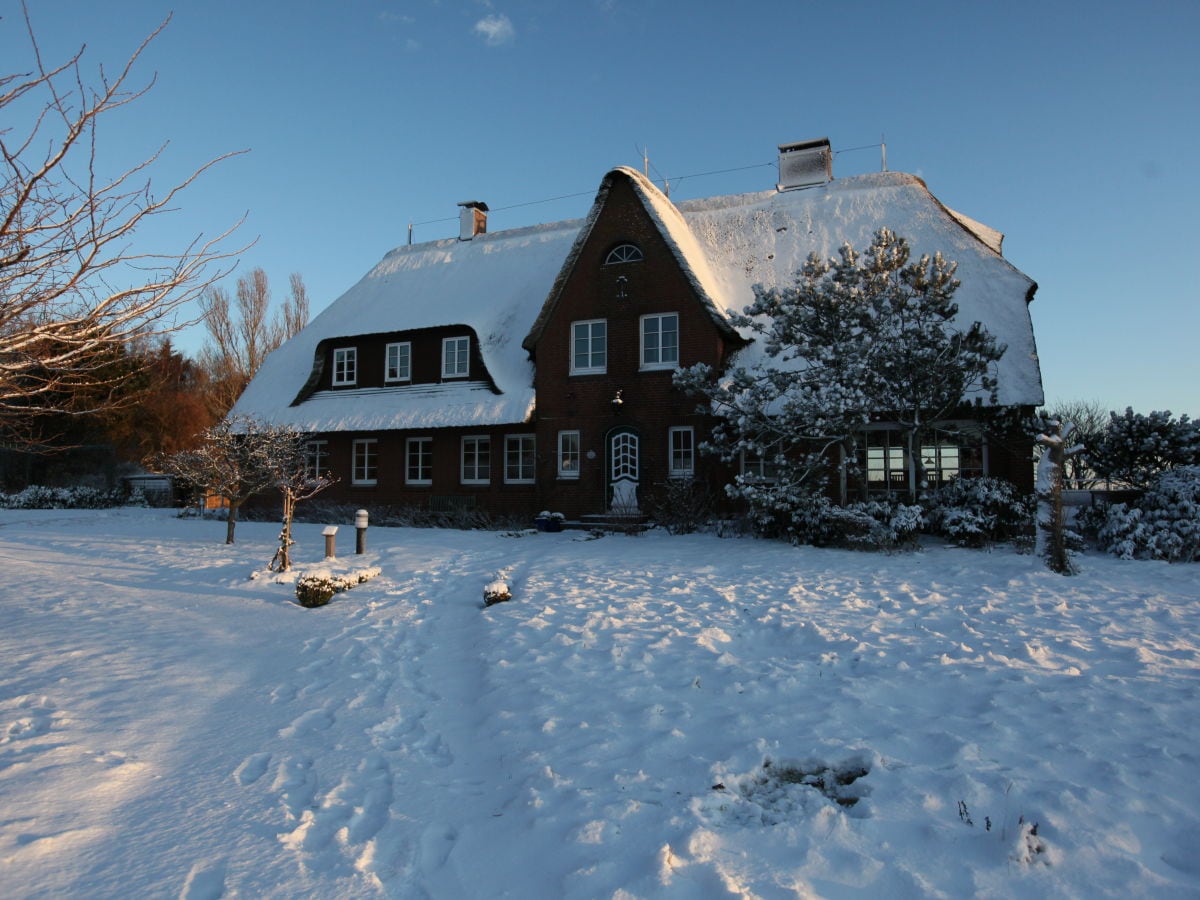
[272,754,317,820]
[279,707,335,739]
[180,858,227,900]
[233,752,271,786]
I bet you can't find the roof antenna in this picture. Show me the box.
[881,133,888,172]
[642,145,649,177]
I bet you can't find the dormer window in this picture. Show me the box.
[385,342,411,382]
[604,243,643,265]
[442,336,470,379]
[333,347,357,386]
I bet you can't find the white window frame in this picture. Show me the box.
[352,438,378,485]
[668,427,694,478]
[305,440,329,479]
[442,336,470,379]
[333,347,357,386]
[406,437,432,486]
[640,313,679,370]
[604,243,643,265]
[385,341,411,383]
[557,430,580,479]
[460,435,491,485]
[504,434,536,485]
[570,319,607,375]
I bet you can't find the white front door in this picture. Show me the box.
[610,431,639,511]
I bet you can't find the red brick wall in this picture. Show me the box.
[529,175,739,518]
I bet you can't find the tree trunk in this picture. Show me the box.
[225,502,239,545]
[277,491,294,571]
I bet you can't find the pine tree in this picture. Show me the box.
[1086,408,1200,490]
[676,228,1006,533]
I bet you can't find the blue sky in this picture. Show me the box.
[6,0,1198,418]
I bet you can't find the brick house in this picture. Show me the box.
[231,140,1043,520]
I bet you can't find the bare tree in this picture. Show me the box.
[153,416,282,545]
[0,6,245,446]
[268,430,336,572]
[199,268,309,415]
[154,416,334,561]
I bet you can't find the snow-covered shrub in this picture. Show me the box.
[294,566,382,607]
[483,580,511,606]
[821,500,923,550]
[295,573,338,608]
[1090,466,1200,563]
[0,484,124,509]
[921,477,1033,547]
[645,478,715,535]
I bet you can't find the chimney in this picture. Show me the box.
[458,200,489,240]
[777,138,832,191]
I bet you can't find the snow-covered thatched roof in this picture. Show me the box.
[232,168,1042,432]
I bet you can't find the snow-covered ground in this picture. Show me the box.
[1,508,1197,898]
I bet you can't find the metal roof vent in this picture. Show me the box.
[458,200,489,240]
[777,138,832,191]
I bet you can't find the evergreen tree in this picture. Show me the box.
[1086,408,1200,490]
[676,229,1006,532]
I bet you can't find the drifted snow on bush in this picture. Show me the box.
[1092,465,1200,563]
[921,476,1033,547]
[0,485,125,510]
[294,566,382,607]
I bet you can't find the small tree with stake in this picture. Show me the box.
[264,430,337,572]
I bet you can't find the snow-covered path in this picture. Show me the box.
[1,509,1198,898]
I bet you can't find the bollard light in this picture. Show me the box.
[322,525,338,559]
[355,509,368,554]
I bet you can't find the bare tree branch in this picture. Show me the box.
[0,4,249,444]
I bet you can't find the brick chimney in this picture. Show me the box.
[458,201,489,240]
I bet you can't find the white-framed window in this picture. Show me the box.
[641,313,679,370]
[571,319,607,374]
[668,427,694,478]
[740,448,780,483]
[352,438,378,485]
[304,440,329,479]
[604,243,643,265]
[442,336,470,379]
[505,434,536,484]
[557,430,580,479]
[333,347,357,386]
[385,342,411,382]
[460,435,490,484]
[406,437,432,485]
